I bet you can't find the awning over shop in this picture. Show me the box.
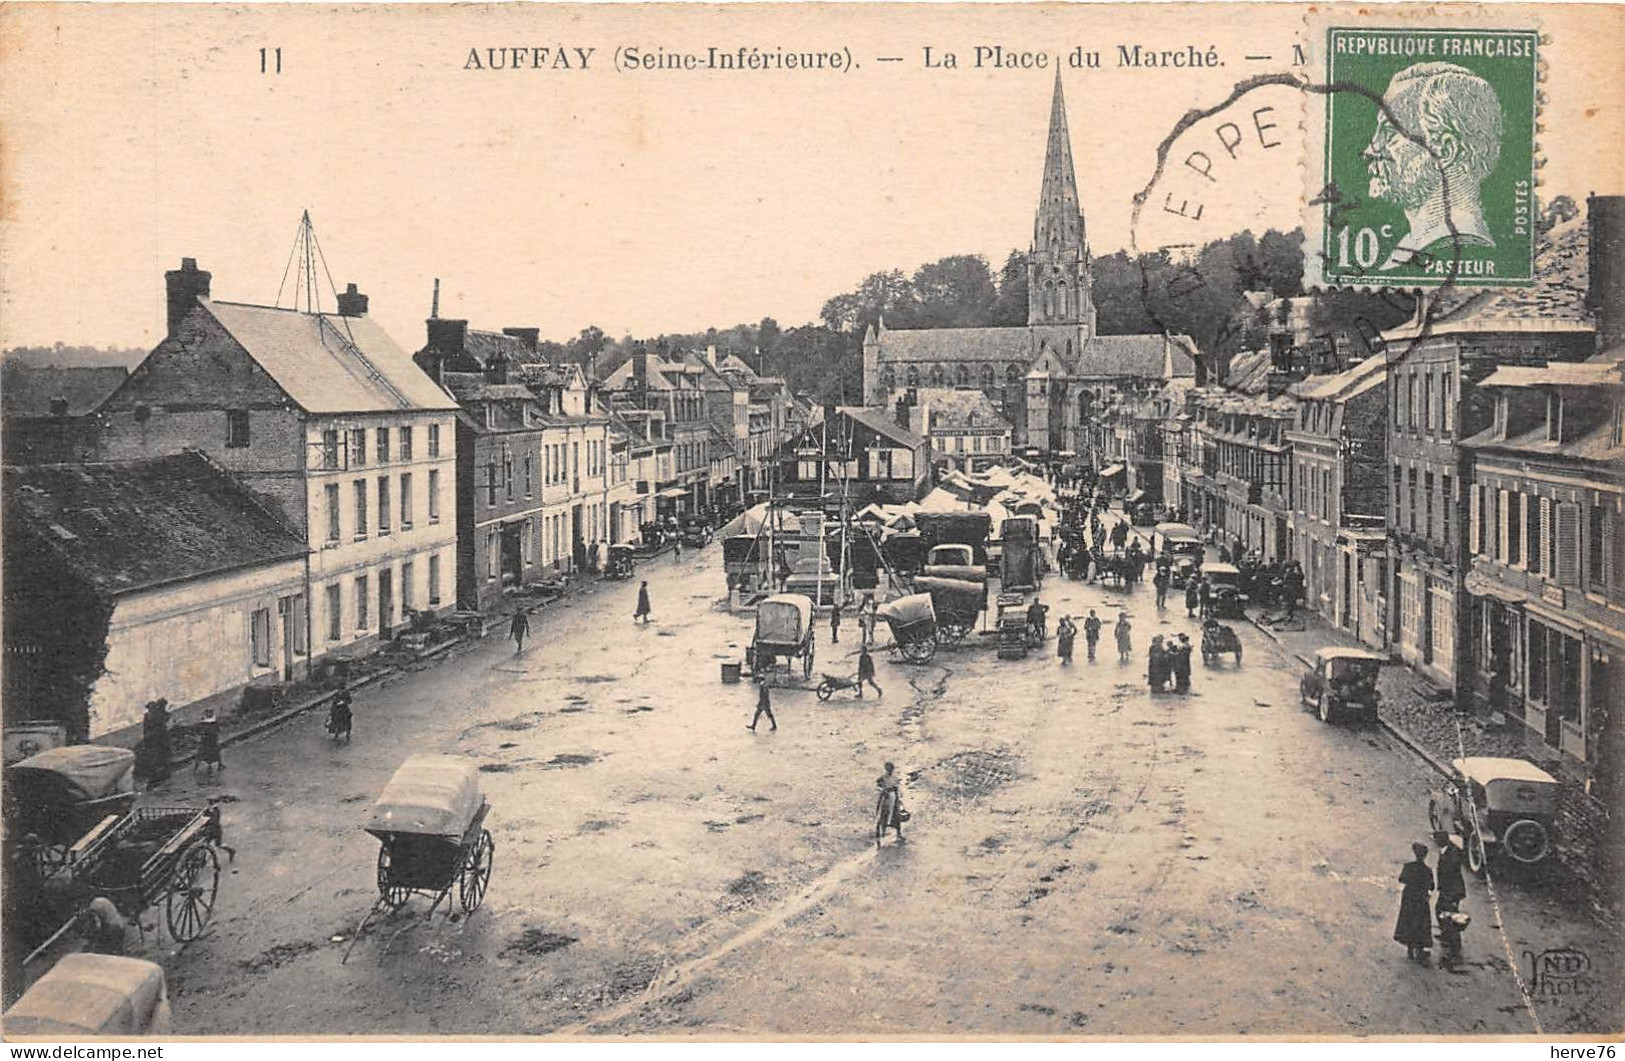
[1126,489,1146,504]
[1099,464,1125,479]
[1464,572,1528,606]
[656,487,688,498]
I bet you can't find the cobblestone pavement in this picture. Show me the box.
[140,541,1619,1037]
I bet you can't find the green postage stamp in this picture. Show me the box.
[1310,27,1538,288]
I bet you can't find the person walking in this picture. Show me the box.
[829,601,842,644]
[194,707,223,777]
[634,581,652,623]
[1153,565,1170,609]
[1395,842,1436,963]
[509,609,530,654]
[1083,610,1102,661]
[1185,578,1201,619]
[875,762,905,845]
[1147,635,1168,692]
[1115,614,1133,663]
[139,699,172,786]
[1434,831,1468,966]
[673,537,683,561]
[1197,576,1213,621]
[1056,616,1077,665]
[857,646,883,699]
[748,680,777,732]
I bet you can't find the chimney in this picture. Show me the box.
[336,282,369,317]
[165,258,211,338]
[412,346,444,386]
[1587,193,1625,353]
[425,318,468,360]
[502,327,540,356]
[49,397,69,418]
[633,342,650,392]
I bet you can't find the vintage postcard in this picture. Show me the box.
[1,1,1622,1043]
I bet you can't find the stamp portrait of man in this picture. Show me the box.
[1361,61,1505,270]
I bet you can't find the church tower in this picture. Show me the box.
[1027,71,1095,333]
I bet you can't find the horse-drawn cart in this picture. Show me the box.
[876,593,938,663]
[344,755,494,962]
[912,576,985,647]
[59,802,228,944]
[5,747,137,874]
[748,594,817,680]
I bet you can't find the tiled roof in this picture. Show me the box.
[914,388,1012,432]
[1,366,129,418]
[202,300,457,414]
[1074,334,1195,379]
[1224,348,1273,393]
[4,451,307,597]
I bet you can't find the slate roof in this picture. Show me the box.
[875,324,1192,380]
[4,451,307,598]
[873,326,1034,364]
[1384,215,1594,340]
[1290,355,1387,402]
[201,300,458,414]
[715,353,762,383]
[603,356,677,390]
[464,329,542,367]
[1,366,129,418]
[1224,348,1273,393]
[1075,334,1196,379]
[838,406,929,450]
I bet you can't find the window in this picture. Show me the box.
[350,428,367,467]
[1423,374,1434,432]
[1488,489,1501,561]
[1588,503,1607,588]
[1424,471,1434,539]
[486,462,499,506]
[428,424,441,458]
[400,473,413,528]
[326,483,341,543]
[524,455,533,497]
[354,480,368,539]
[521,522,533,566]
[1407,466,1418,534]
[1442,375,1454,433]
[227,410,250,448]
[1507,491,1522,567]
[374,427,389,464]
[287,595,307,656]
[326,583,342,641]
[429,553,442,605]
[378,477,391,534]
[1527,622,1549,703]
[400,426,414,461]
[356,575,370,630]
[1441,474,1452,548]
[1409,373,1419,431]
[323,429,340,469]
[250,607,272,667]
[1556,501,1581,586]
[504,448,514,501]
[429,469,441,521]
[1527,492,1542,575]
[487,529,499,580]
[401,561,415,610]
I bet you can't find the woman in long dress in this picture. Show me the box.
[1394,841,1435,962]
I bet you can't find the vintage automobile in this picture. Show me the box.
[1429,757,1561,874]
[4,953,173,1036]
[1153,523,1205,587]
[1299,647,1384,723]
[604,543,636,581]
[680,517,714,548]
[1200,562,1248,618]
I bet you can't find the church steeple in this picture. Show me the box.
[1028,71,1094,332]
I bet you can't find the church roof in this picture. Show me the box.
[873,325,1034,364]
[1073,334,1195,379]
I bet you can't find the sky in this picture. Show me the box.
[1,3,1619,352]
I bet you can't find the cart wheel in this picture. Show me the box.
[817,680,834,702]
[1466,830,1488,875]
[460,830,494,914]
[165,843,220,942]
[377,845,411,909]
[1318,691,1334,724]
[912,638,938,664]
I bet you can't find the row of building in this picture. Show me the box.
[1085,197,1624,782]
[1,260,811,742]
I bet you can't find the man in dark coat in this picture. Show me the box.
[748,680,777,732]
[1171,634,1193,692]
[857,647,882,698]
[1433,831,1468,965]
[1082,610,1102,661]
[509,609,530,654]
[1185,579,1201,619]
[1197,576,1214,620]
[140,699,172,785]
[1395,842,1435,962]
[1153,566,1170,609]
[634,581,652,623]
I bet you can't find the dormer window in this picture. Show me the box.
[522,405,534,428]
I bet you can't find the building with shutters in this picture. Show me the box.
[1381,207,1607,692]
[1461,353,1625,775]
[95,260,462,664]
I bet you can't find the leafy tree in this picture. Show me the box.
[909,255,996,329]
[990,250,1030,326]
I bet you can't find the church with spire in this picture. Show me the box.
[862,72,1194,455]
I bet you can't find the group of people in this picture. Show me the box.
[1394,832,1469,966]
[1146,633,1194,693]
[1051,608,1132,664]
[136,697,223,785]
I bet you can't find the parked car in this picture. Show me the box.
[1200,562,1247,617]
[680,517,714,548]
[1299,646,1383,723]
[1153,523,1205,587]
[1429,757,1560,874]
